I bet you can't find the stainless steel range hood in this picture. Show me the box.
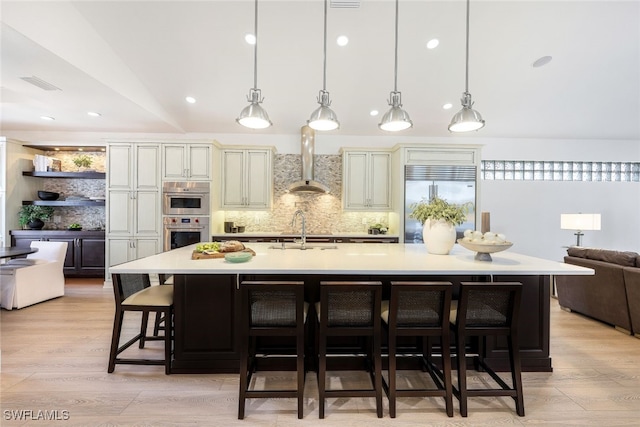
[288,125,329,193]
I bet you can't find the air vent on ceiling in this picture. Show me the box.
[20,76,61,91]
[330,0,360,8]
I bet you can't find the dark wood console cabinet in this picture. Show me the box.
[10,230,105,277]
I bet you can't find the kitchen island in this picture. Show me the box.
[110,242,593,373]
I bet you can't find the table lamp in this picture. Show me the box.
[560,213,601,247]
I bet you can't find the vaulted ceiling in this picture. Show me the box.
[1,0,639,141]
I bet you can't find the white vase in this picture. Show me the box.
[422,219,456,255]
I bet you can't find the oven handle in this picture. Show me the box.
[164,226,207,230]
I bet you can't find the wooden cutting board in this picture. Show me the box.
[191,248,256,260]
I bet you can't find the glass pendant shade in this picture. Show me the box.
[379,91,412,131]
[448,92,485,132]
[308,90,339,131]
[237,89,272,129]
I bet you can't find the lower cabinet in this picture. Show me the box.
[10,230,105,277]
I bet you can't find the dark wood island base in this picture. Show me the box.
[172,273,552,374]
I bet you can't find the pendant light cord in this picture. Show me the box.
[393,0,399,92]
[464,0,470,93]
[322,0,328,91]
[253,0,258,90]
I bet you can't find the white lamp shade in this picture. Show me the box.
[560,213,601,231]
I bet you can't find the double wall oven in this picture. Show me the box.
[162,181,211,251]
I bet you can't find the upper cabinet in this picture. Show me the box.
[342,149,392,211]
[162,143,211,181]
[107,143,160,236]
[221,147,274,210]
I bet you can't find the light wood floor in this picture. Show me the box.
[1,279,640,426]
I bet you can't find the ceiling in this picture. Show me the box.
[1,0,639,141]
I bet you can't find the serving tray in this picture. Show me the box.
[191,248,255,260]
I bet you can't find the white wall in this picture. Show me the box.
[4,131,639,260]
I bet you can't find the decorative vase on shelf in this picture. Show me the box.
[422,219,456,255]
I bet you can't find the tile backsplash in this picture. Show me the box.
[222,154,391,234]
[38,151,106,230]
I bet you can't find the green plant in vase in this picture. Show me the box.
[72,154,93,171]
[19,205,54,230]
[409,197,472,254]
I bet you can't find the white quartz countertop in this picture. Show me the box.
[110,243,594,276]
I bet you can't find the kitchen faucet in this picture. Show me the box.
[291,209,307,250]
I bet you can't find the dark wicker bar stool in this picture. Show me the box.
[451,282,524,417]
[316,281,383,419]
[238,281,307,419]
[382,281,454,418]
[108,273,173,375]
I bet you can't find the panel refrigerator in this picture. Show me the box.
[404,165,477,243]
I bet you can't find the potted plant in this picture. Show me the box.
[409,197,471,254]
[72,154,93,171]
[18,205,54,230]
[368,223,388,235]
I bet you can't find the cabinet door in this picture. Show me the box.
[79,237,105,274]
[108,145,132,189]
[162,145,187,180]
[135,191,160,236]
[343,152,369,209]
[245,150,271,208]
[135,145,160,190]
[107,238,131,267]
[221,150,245,207]
[134,238,160,259]
[187,145,211,180]
[108,191,133,235]
[369,152,391,209]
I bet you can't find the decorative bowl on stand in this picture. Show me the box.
[457,239,513,261]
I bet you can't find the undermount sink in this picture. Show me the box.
[268,243,338,250]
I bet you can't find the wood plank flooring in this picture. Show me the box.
[1,279,640,426]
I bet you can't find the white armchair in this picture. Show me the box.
[0,241,68,310]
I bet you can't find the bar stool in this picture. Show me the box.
[451,282,524,417]
[108,273,173,375]
[316,281,383,419]
[238,281,307,419]
[382,281,454,418]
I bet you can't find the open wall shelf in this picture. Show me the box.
[23,171,106,179]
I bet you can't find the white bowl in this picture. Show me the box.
[457,239,513,261]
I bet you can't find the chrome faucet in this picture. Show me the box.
[291,209,307,250]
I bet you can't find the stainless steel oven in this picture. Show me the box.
[163,216,210,251]
[162,181,210,216]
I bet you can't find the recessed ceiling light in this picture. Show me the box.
[370,110,379,116]
[337,35,349,46]
[426,39,439,49]
[87,111,101,117]
[442,103,453,110]
[533,56,553,68]
[245,33,256,45]
[185,96,196,104]
[40,116,55,121]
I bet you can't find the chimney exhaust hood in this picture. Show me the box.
[288,125,329,193]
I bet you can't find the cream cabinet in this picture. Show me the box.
[342,149,392,211]
[221,148,273,209]
[106,143,161,280]
[162,143,211,181]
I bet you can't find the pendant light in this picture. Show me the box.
[237,0,272,129]
[448,0,485,132]
[308,0,339,131]
[379,0,412,132]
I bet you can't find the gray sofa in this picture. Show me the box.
[555,247,640,337]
